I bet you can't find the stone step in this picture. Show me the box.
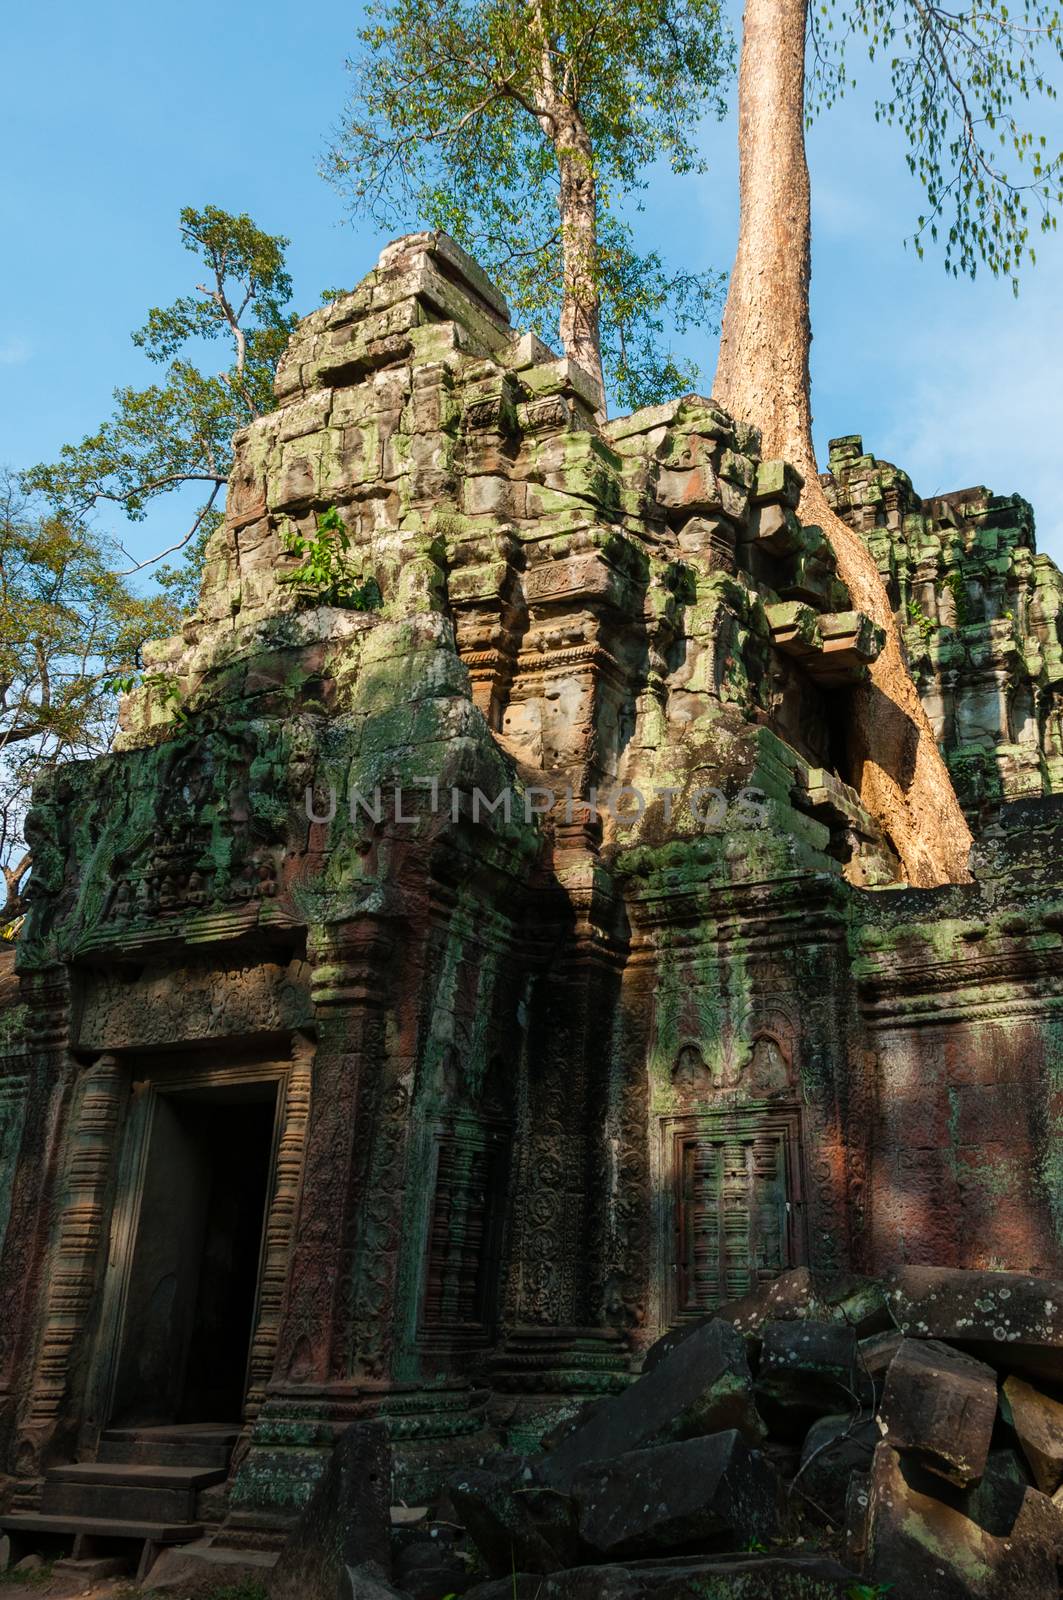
[98,1430,236,1469]
[40,1469,215,1524]
[49,1463,226,1490]
[0,1511,204,1544]
[98,1440,232,1465]
[102,1424,240,1442]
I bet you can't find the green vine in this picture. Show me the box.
[945,570,969,628]
[279,505,383,610]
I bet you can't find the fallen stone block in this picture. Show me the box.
[879,1337,997,1486]
[570,1429,782,1558]
[965,1447,1036,1536]
[143,1540,276,1593]
[795,1410,878,1524]
[541,1319,759,1486]
[342,1567,409,1599]
[270,1421,392,1600]
[755,1319,862,1435]
[865,1439,1063,1599]
[391,1516,471,1598]
[885,1266,1063,1382]
[991,1488,1063,1598]
[641,1270,817,1370]
[1002,1374,1063,1493]
[857,1327,904,1386]
[843,1469,870,1567]
[55,1557,130,1584]
[815,1273,892,1338]
[643,1272,889,1375]
[448,1463,579,1575]
[463,1552,867,1599]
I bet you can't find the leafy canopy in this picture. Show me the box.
[328,0,734,408]
[808,0,1063,287]
[0,472,180,927]
[25,206,297,606]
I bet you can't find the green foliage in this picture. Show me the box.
[945,568,970,627]
[0,1561,53,1588]
[280,506,384,610]
[808,0,1063,288]
[24,205,297,608]
[0,471,181,927]
[328,0,733,408]
[846,1584,893,1600]
[906,594,937,641]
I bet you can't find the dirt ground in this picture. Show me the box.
[1,1568,266,1600]
[1,1581,133,1600]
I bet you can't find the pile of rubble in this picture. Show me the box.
[272,1267,1063,1600]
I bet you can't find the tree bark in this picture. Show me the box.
[555,116,607,416]
[713,0,972,886]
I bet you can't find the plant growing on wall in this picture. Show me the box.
[328,0,735,414]
[279,507,383,611]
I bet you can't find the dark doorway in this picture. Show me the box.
[109,1083,276,1427]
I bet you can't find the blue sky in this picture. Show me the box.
[3,0,1062,572]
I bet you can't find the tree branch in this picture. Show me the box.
[115,480,223,576]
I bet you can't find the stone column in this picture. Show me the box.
[271,915,397,1390]
[0,969,74,1474]
[493,822,630,1401]
[244,1030,314,1416]
[14,1050,124,1477]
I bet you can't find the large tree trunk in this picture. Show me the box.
[555,117,607,417]
[713,0,972,886]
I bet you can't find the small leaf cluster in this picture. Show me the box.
[279,507,384,611]
[808,0,1063,289]
[906,594,938,640]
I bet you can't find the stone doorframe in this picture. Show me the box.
[81,1036,312,1454]
[653,1101,807,1331]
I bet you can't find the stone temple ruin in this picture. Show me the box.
[0,233,1061,1584]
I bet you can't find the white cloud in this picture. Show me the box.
[0,338,30,367]
[873,261,1063,564]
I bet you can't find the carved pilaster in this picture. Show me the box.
[244,1031,314,1415]
[272,917,397,1390]
[15,1052,124,1476]
[0,969,73,1469]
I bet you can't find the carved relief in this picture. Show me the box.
[17,1055,124,1475]
[77,958,311,1051]
[0,1072,28,1255]
[672,1043,712,1095]
[665,1106,805,1320]
[245,1034,314,1414]
[747,1033,793,1096]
